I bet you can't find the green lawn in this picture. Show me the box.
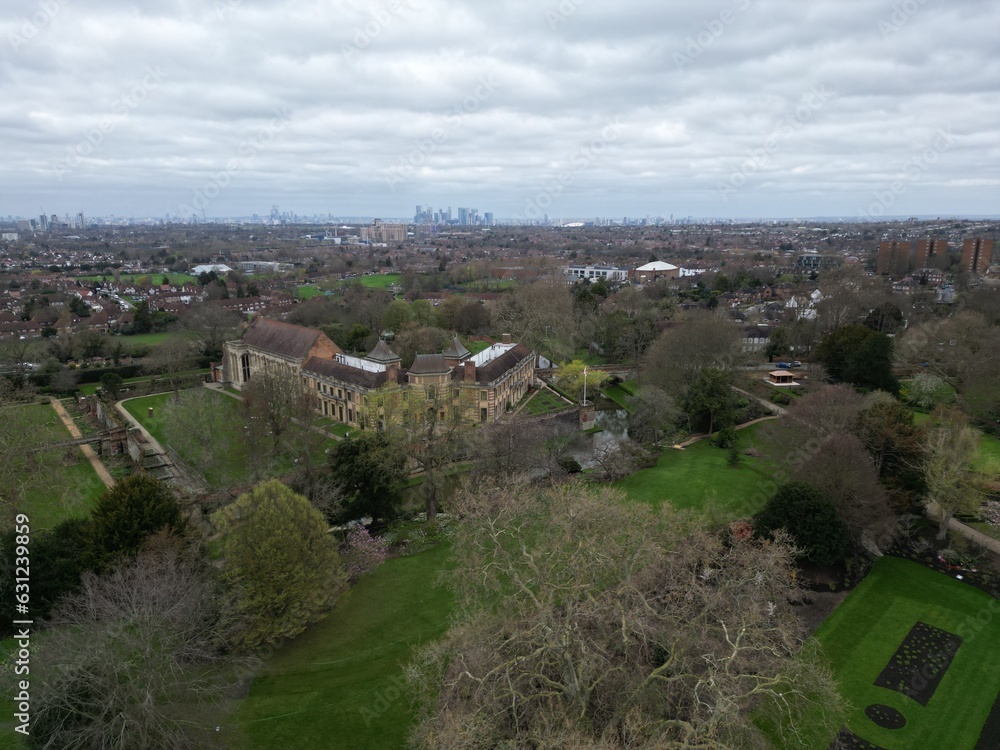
[975,433,1000,476]
[12,402,106,530]
[810,557,1000,750]
[123,390,255,488]
[295,285,321,299]
[601,383,635,412]
[521,388,570,416]
[122,389,337,488]
[463,339,492,355]
[617,422,773,520]
[118,331,195,347]
[231,543,453,750]
[338,273,401,290]
[79,367,208,396]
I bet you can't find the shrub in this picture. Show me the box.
[754,482,849,566]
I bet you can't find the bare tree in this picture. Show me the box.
[644,311,742,392]
[146,336,196,402]
[27,543,252,750]
[794,432,896,554]
[183,303,241,360]
[408,480,844,749]
[470,418,550,479]
[923,409,987,539]
[241,366,304,452]
[494,279,579,363]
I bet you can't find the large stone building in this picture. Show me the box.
[222,317,342,390]
[223,318,535,428]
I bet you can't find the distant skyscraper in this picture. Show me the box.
[483,212,493,226]
[962,238,994,275]
[457,207,469,225]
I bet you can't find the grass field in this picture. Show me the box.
[13,402,106,530]
[295,285,322,299]
[231,543,454,750]
[464,339,493,355]
[617,422,773,520]
[122,389,336,488]
[78,367,209,396]
[810,557,1000,750]
[520,388,570,416]
[336,273,401,290]
[602,383,635,412]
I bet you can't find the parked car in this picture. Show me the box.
[776,362,791,369]
[790,360,802,368]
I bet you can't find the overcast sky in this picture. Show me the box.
[2,0,999,221]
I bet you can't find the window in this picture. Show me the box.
[316,381,321,391]
[348,409,354,423]
[480,390,487,401]
[347,391,353,402]
[427,385,436,400]
[337,389,342,399]
[480,407,488,422]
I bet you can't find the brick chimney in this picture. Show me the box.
[464,360,476,382]
[501,333,512,345]
[386,362,399,382]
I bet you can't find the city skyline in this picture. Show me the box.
[3,0,998,221]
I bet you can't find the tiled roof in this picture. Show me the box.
[473,344,532,384]
[302,356,403,389]
[366,339,401,364]
[241,317,323,360]
[442,336,470,360]
[408,354,450,375]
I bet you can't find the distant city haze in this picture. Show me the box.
[3,0,998,220]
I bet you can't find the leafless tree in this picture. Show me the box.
[644,311,742,392]
[923,408,987,540]
[494,279,579,362]
[27,543,254,750]
[408,480,844,749]
[146,336,196,402]
[470,418,550,479]
[794,432,896,554]
[183,303,241,360]
[758,385,864,467]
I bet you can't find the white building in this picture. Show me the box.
[565,265,630,282]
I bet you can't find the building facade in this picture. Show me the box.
[962,238,994,275]
[222,317,342,390]
[224,319,535,429]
